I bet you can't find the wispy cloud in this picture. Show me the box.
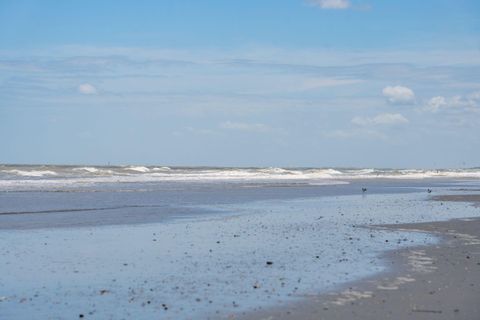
[423,96,447,113]
[422,91,480,113]
[299,77,363,90]
[323,128,387,140]
[219,121,272,133]
[352,113,409,126]
[172,126,217,137]
[1,46,479,127]
[307,0,351,10]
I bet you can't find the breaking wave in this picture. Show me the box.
[3,169,58,177]
[0,165,479,191]
[124,166,151,173]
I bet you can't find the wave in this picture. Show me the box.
[72,167,115,175]
[152,166,171,171]
[3,169,58,177]
[1,165,479,191]
[73,167,99,173]
[258,167,299,175]
[124,166,150,173]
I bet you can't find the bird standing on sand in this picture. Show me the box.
[427,189,432,193]
[362,188,367,193]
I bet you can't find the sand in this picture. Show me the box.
[242,194,480,320]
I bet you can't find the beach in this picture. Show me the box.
[0,166,479,319]
[243,195,480,320]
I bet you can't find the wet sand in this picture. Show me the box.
[1,187,479,319]
[0,180,430,230]
[243,194,480,320]
[432,194,480,207]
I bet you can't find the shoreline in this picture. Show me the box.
[240,194,480,320]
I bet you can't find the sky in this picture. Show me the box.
[1,0,479,168]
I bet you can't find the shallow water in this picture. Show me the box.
[1,186,479,319]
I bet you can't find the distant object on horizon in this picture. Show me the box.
[362,188,367,193]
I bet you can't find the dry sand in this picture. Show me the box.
[242,194,480,320]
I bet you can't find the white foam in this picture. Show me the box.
[1,166,479,191]
[73,167,99,173]
[72,167,115,175]
[306,168,343,178]
[124,166,150,173]
[151,166,171,171]
[3,169,58,177]
[258,167,299,175]
[355,169,480,179]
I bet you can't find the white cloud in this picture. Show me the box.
[78,83,97,95]
[352,113,409,126]
[423,96,447,113]
[422,92,480,113]
[382,85,415,105]
[467,91,480,101]
[220,121,271,132]
[451,93,480,109]
[308,0,351,9]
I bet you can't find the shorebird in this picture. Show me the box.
[362,188,367,193]
[427,189,432,193]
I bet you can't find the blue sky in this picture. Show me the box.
[1,0,479,167]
